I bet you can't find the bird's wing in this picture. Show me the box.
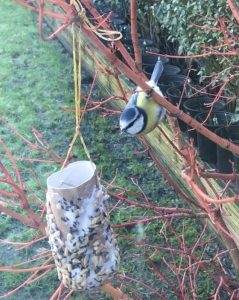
[125,92,138,108]
[126,58,163,108]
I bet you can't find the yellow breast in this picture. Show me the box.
[136,92,161,134]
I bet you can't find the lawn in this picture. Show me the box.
[0,1,236,299]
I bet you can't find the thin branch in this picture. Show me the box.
[130,0,142,71]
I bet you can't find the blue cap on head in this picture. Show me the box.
[120,107,138,130]
[120,107,137,122]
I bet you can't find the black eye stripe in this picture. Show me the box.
[138,108,147,133]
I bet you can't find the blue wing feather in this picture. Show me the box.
[125,92,138,108]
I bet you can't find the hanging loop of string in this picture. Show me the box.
[62,5,91,168]
[55,0,122,168]
[23,0,122,42]
[72,0,123,41]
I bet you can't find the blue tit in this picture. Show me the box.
[119,58,166,135]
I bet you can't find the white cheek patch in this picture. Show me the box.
[120,119,128,131]
[126,115,144,135]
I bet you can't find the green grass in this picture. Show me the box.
[0,1,235,299]
[0,2,75,299]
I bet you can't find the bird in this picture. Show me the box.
[119,58,166,135]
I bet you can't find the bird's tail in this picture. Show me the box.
[149,57,164,86]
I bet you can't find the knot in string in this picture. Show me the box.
[72,0,122,42]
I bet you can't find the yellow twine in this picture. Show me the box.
[72,0,122,42]
[62,12,91,168]
[73,23,92,161]
[63,0,121,168]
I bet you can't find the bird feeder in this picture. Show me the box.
[46,161,120,291]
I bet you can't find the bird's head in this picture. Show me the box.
[119,106,147,135]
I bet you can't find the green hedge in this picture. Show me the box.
[103,0,237,52]
[143,1,235,53]
[97,0,239,102]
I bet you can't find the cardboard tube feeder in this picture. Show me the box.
[46,161,120,290]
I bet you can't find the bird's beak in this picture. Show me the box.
[120,127,126,134]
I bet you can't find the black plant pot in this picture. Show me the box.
[215,127,233,173]
[229,125,239,142]
[234,154,239,173]
[139,38,154,47]
[158,84,172,95]
[166,85,192,131]
[142,54,170,65]
[143,46,162,54]
[122,32,141,46]
[195,112,239,164]
[229,127,239,174]
[183,97,225,116]
[161,74,189,86]
[183,98,226,146]
[166,86,190,103]
[110,17,126,27]
[125,45,134,55]
[162,64,181,76]
[183,59,202,84]
[144,63,181,80]
[126,39,156,59]
[167,85,208,99]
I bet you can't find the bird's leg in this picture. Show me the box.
[146,88,153,98]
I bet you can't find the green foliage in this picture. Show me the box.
[116,0,238,56]
[1,2,184,299]
[0,1,237,299]
[152,0,233,54]
[107,0,239,104]
[0,214,12,238]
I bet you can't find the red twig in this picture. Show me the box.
[200,171,239,180]
[227,0,239,24]
[0,264,55,273]
[15,0,66,20]
[147,255,182,298]
[182,170,238,204]
[0,256,53,299]
[79,22,239,155]
[38,0,74,41]
[0,203,40,230]
[130,0,142,71]
[0,115,39,150]
[0,159,46,233]
[80,69,98,123]
[108,189,203,215]
[0,236,47,247]
[80,0,138,73]
[19,0,239,154]
[139,137,203,209]
[49,283,64,300]
[61,289,74,300]
[11,2,239,298]
[116,274,169,300]
[113,213,206,228]
[148,49,239,59]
